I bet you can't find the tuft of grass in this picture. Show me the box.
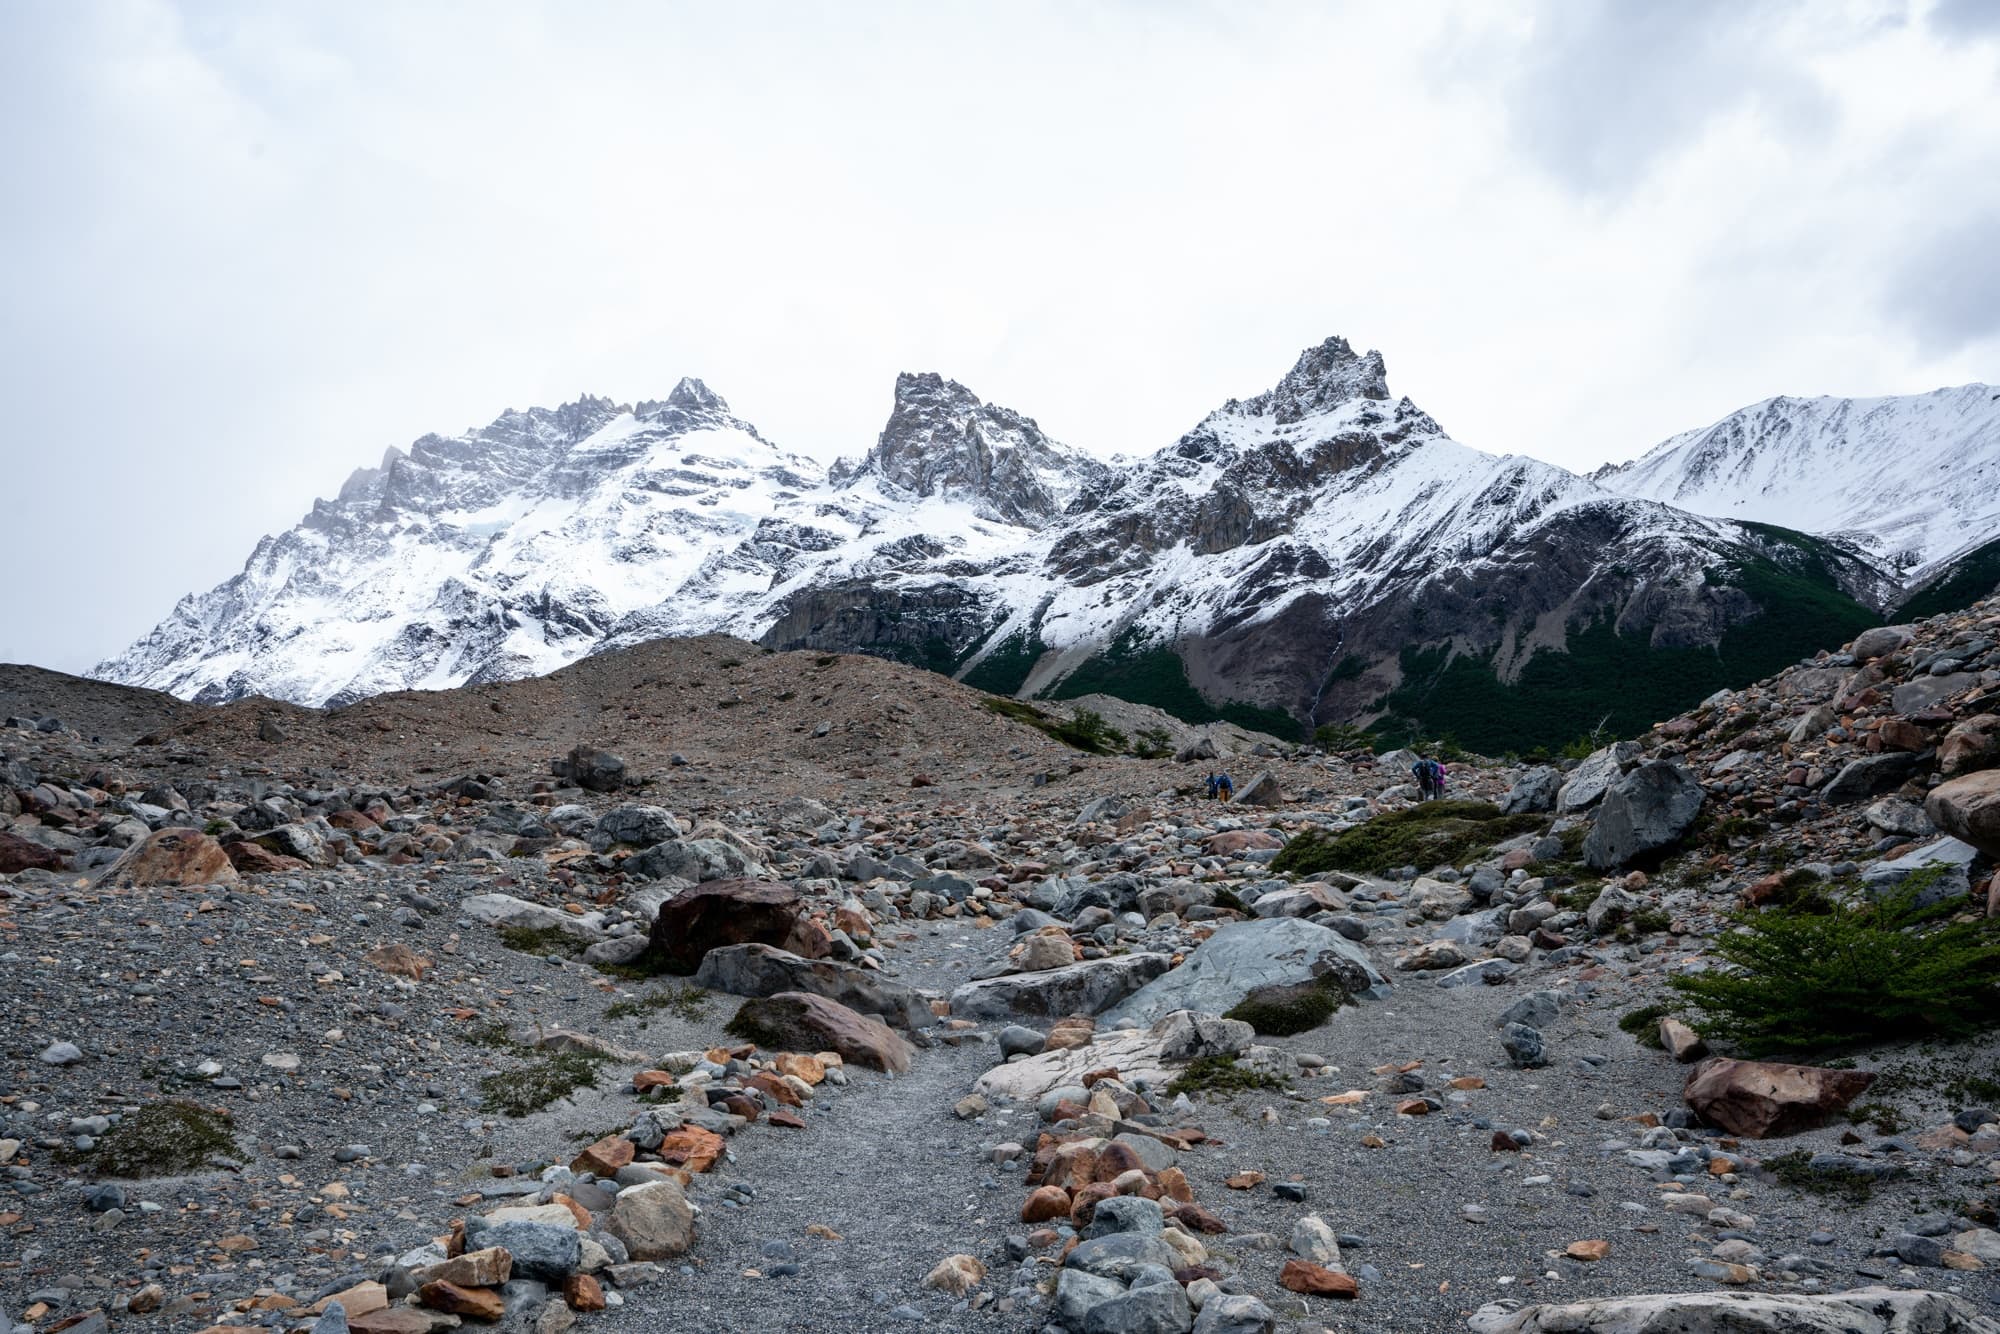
[63,1101,239,1178]
[499,925,587,958]
[1618,1004,1672,1049]
[1271,801,1546,877]
[478,1050,609,1118]
[1670,870,2000,1055]
[1209,887,1249,915]
[1164,1054,1287,1099]
[605,982,709,1024]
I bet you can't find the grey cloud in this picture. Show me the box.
[1884,209,2000,355]
[1490,0,1828,195]
[1928,0,2000,39]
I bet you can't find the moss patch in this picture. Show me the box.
[1762,1149,1879,1204]
[499,925,587,958]
[1271,801,1546,876]
[1224,978,1346,1036]
[478,1050,609,1118]
[605,982,709,1024]
[65,1100,240,1178]
[1163,1054,1288,1099]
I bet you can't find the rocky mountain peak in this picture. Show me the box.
[1243,335,1391,423]
[834,371,1103,528]
[666,376,728,414]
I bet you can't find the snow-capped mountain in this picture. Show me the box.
[1595,384,2000,578]
[97,337,1917,750]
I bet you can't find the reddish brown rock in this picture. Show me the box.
[420,1247,511,1287]
[725,992,913,1073]
[1280,1260,1359,1297]
[563,1275,605,1312]
[0,831,65,874]
[1068,1182,1117,1224]
[1878,718,1930,752]
[773,1052,826,1084]
[768,1107,806,1129]
[1021,1186,1071,1223]
[362,943,431,981]
[1927,770,2000,859]
[648,878,827,973]
[1566,1239,1610,1261]
[224,840,308,874]
[1224,1170,1265,1190]
[1941,714,2000,776]
[571,1134,635,1176]
[1171,1202,1230,1234]
[1684,1058,1875,1139]
[745,1072,803,1107]
[1204,830,1283,855]
[657,1126,726,1173]
[418,1282,502,1321]
[100,828,238,888]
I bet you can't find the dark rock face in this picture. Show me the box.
[833,372,1108,527]
[647,879,827,974]
[0,830,66,874]
[552,745,628,793]
[1583,761,1704,869]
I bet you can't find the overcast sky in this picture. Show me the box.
[3,0,1998,675]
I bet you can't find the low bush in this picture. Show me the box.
[64,1101,239,1178]
[1163,1054,1287,1098]
[1271,801,1546,876]
[1224,978,1346,1036]
[478,1050,609,1117]
[1670,870,2000,1055]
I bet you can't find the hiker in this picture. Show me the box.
[1216,771,1235,803]
[1204,772,1221,800]
[1412,756,1446,801]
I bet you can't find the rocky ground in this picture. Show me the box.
[4,611,2000,1334]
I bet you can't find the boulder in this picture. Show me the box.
[1859,836,1979,906]
[647,879,826,973]
[97,828,239,888]
[225,840,307,874]
[1500,766,1562,815]
[551,745,627,793]
[726,992,914,1073]
[1683,1058,1875,1139]
[1468,1287,2000,1334]
[0,830,66,874]
[692,943,932,1029]
[1822,752,1921,805]
[951,954,1171,1021]
[462,894,605,941]
[1892,672,1979,716]
[1193,1295,1277,1334]
[1557,742,1643,814]
[1926,770,2000,859]
[975,1010,1252,1101]
[1863,797,1933,838]
[1850,625,1916,660]
[606,1180,695,1261]
[630,838,765,883]
[593,806,680,849]
[468,1221,579,1284]
[1233,771,1284,807]
[1583,761,1703,870]
[1175,736,1220,763]
[1941,714,2000,777]
[1100,918,1387,1028]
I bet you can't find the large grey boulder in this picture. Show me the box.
[461,894,607,941]
[1892,672,1978,715]
[1850,625,1915,661]
[1822,752,1921,806]
[467,1221,580,1284]
[1193,1294,1277,1334]
[1468,1286,2000,1333]
[593,805,680,850]
[630,838,765,883]
[694,943,934,1029]
[1583,761,1703,870]
[1860,836,1980,907]
[1101,918,1387,1028]
[949,954,1172,1021]
[1233,771,1284,807]
[1556,742,1643,813]
[1500,766,1562,815]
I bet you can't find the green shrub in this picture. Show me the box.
[499,925,586,958]
[1618,1004,1672,1049]
[1051,709,1126,755]
[1131,726,1174,759]
[1271,801,1546,876]
[1312,722,1373,752]
[1670,870,2000,1055]
[1762,1149,1878,1203]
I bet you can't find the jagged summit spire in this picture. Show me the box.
[666,377,728,414]
[1248,335,1391,422]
